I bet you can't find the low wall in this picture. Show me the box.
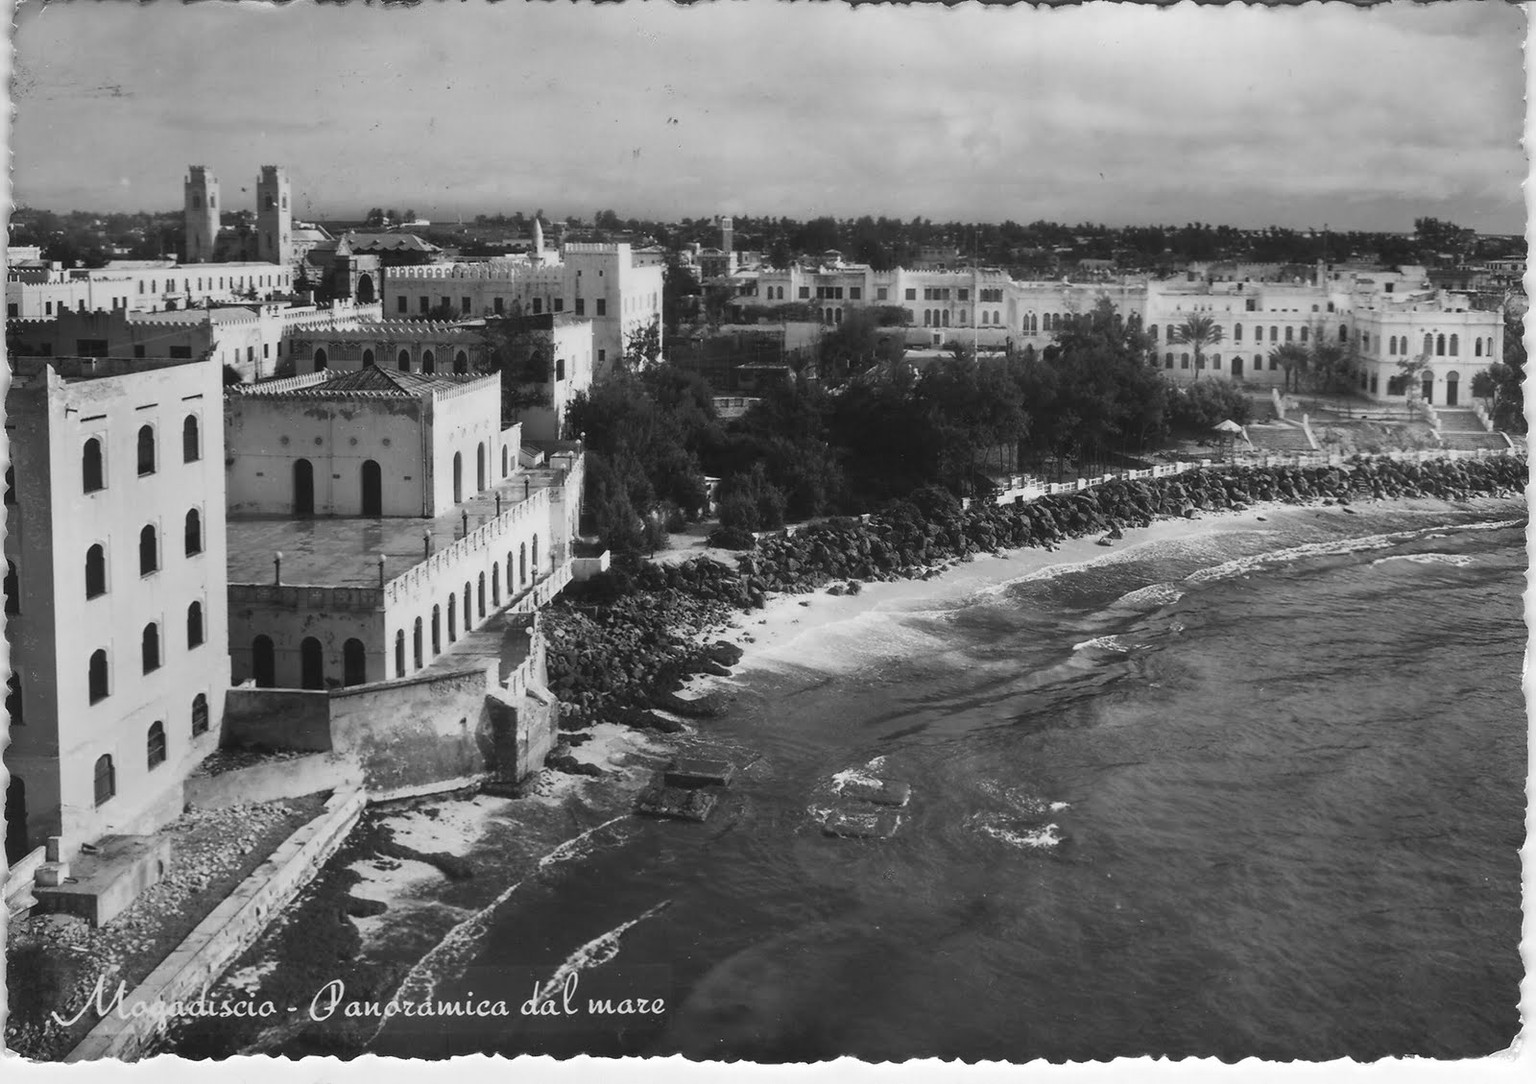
[183,752,361,811]
[222,687,332,752]
[64,788,366,1062]
[329,666,505,799]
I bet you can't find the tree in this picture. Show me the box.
[1172,314,1225,379]
[480,319,554,420]
[404,208,417,222]
[1395,352,1433,407]
[622,318,663,371]
[1269,342,1310,393]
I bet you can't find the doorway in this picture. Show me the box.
[361,460,382,516]
[294,459,315,517]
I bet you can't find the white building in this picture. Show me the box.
[222,368,583,690]
[382,242,663,378]
[5,355,230,862]
[6,261,295,320]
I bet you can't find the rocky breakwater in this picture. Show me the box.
[543,456,1525,735]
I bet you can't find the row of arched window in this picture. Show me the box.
[90,694,209,806]
[391,540,539,679]
[82,416,201,494]
[82,511,202,597]
[87,607,204,703]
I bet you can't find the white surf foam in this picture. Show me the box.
[967,811,1063,851]
[376,814,632,1038]
[1108,581,1187,612]
[1370,552,1476,569]
[533,899,673,1006]
[1071,635,1131,654]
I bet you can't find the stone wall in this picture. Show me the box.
[222,687,332,751]
[183,752,361,811]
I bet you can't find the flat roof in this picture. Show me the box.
[227,466,564,588]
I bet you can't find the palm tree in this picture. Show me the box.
[1172,314,1225,379]
[1269,343,1311,392]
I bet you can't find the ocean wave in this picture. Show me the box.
[1107,582,1187,612]
[534,899,673,1006]
[977,781,1067,821]
[376,814,632,1040]
[967,811,1063,851]
[829,755,888,794]
[1370,552,1476,569]
[1072,635,1132,654]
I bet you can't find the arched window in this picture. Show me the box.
[520,542,527,585]
[447,593,457,643]
[183,415,201,463]
[1284,326,1293,343]
[89,649,110,703]
[313,347,328,371]
[1475,338,1483,357]
[454,351,469,374]
[452,452,463,504]
[1211,354,1221,370]
[185,508,202,556]
[142,622,161,673]
[1389,335,1397,355]
[187,601,204,648]
[1148,324,1159,341]
[1338,324,1347,344]
[1424,334,1433,357]
[4,560,18,616]
[478,572,486,618]
[300,637,324,690]
[398,349,411,372]
[137,425,156,476]
[1436,333,1446,356]
[191,692,209,736]
[343,639,367,686]
[1268,326,1278,343]
[363,348,375,367]
[423,350,436,374]
[463,582,473,631]
[492,563,501,607]
[93,754,115,806]
[502,445,509,478]
[1164,353,1173,369]
[1180,353,1190,369]
[532,535,540,574]
[431,605,442,655]
[252,635,275,687]
[83,438,105,493]
[1449,334,1458,356]
[139,525,159,576]
[147,721,167,770]
[395,630,407,678]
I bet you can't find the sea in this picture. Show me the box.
[357,500,1528,1063]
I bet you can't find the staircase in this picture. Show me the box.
[1436,409,1510,451]
[1244,422,1316,454]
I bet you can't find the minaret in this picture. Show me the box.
[532,217,545,259]
[720,215,734,255]
[256,166,293,266]
[183,166,220,263]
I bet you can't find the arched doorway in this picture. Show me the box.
[356,273,375,304]
[343,638,367,686]
[476,443,486,493]
[519,542,527,585]
[532,535,539,575]
[397,349,411,372]
[362,348,375,368]
[361,460,382,516]
[1232,355,1244,379]
[454,351,469,374]
[1444,370,1460,407]
[452,452,463,504]
[253,635,275,688]
[300,637,325,690]
[423,350,435,374]
[5,775,27,865]
[1421,374,1434,404]
[313,347,328,372]
[294,459,315,517]
[413,618,424,670]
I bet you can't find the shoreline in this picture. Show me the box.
[153,459,1526,1059]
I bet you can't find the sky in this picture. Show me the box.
[6,0,1528,233]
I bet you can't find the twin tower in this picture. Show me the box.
[183,165,293,266]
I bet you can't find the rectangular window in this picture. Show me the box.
[264,343,270,358]
[420,297,430,314]
[493,297,504,314]
[169,346,192,359]
[596,299,606,316]
[905,289,916,301]
[134,344,146,359]
[556,357,566,380]
[45,301,53,316]
[958,288,969,301]
[5,304,15,318]
[575,298,586,316]
[397,296,408,313]
[850,287,862,300]
[462,296,472,314]
[799,286,811,299]
[598,349,606,363]
[554,298,564,312]
[877,288,888,301]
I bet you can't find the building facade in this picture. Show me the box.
[5,356,230,862]
[183,166,221,264]
[6,262,295,320]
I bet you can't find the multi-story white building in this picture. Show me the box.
[736,257,1504,404]
[6,300,381,383]
[382,242,663,377]
[6,261,295,320]
[4,355,229,862]
[222,368,583,690]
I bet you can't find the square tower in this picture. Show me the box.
[256,165,293,267]
[183,166,220,263]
